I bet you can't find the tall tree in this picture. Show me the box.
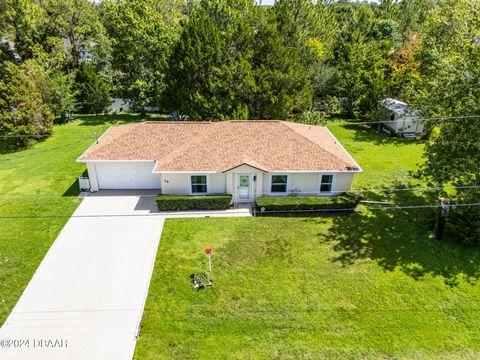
[0,61,54,148]
[42,0,109,70]
[387,34,423,100]
[1,0,46,60]
[31,43,77,122]
[416,0,480,186]
[103,0,184,110]
[251,11,312,118]
[163,0,255,119]
[272,0,336,109]
[273,0,336,59]
[335,28,387,117]
[75,62,111,115]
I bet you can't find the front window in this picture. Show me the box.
[320,174,333,192]
[191,175,207,193]
[271,175,287,193]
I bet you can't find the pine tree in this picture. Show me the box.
[163,0,255,119]
[250,15,312,119]
[75,62,111,114]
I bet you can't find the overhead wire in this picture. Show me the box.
[1,114,480,138]
[1,202,480,219]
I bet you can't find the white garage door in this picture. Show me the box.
[94,162,160,189]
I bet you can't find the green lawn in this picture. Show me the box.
[2,117,474,359]
[328,122,425,189]
[135,124,480,359]
[0,113,144,324]
[136,215,480,359]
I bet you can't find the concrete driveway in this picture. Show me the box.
[0,191,164,360]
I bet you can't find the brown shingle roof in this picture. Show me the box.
[78,121,361,172]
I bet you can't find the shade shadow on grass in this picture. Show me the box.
[326,204,480,286]
[76,113,147,126]
[320,182,480,286]
[62,169,88,196]
[343,123,423,146]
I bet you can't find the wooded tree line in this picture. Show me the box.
[1,0,478,121]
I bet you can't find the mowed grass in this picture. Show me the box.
[328,122,425,189]
[0,113,144,324]
[136,215,480,360]
[136,124,480,359]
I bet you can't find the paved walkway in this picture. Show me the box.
[0,191,250,360]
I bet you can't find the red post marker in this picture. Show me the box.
[205,247,213,272]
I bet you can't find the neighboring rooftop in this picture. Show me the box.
[78,120,361,172]
[380,98,418,115]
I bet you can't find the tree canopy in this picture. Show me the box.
[0,0,479,165]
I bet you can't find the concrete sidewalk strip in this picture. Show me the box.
[0,191,250,360]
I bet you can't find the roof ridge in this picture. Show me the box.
[141,120,212,124]
[141,120,285,124]
[227,119,281,123]
[155,122,222,166]
[280,121,355,169]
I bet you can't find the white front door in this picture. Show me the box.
[237,174,251,202]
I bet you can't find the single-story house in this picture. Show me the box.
[77,120,362,203]
[379,98,423,136]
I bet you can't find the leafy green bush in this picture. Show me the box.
[293,110,328,125]
[156,195,232,211]
[255,193,361,213]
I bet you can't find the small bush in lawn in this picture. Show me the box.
[156,194,232,211]
[190,272,212,289]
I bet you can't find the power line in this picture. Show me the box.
[0,134,54,138]
[1,114,480,138]
[345,184,480,193]
[325,115,480,127]
[1,202,480,219]
[257,202,480,214]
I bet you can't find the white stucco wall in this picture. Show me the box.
[86,163,99,191]
[290,173,321,194]
[160,173,226,195]
[209,173,227,193]
[160,173,190,194]
[334,173,355,192]
[262,172,355,196]
[86,163,357,198]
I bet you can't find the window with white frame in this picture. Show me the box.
[271,175,287,193]
[191,175,207,193]
[320,174,333,192]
